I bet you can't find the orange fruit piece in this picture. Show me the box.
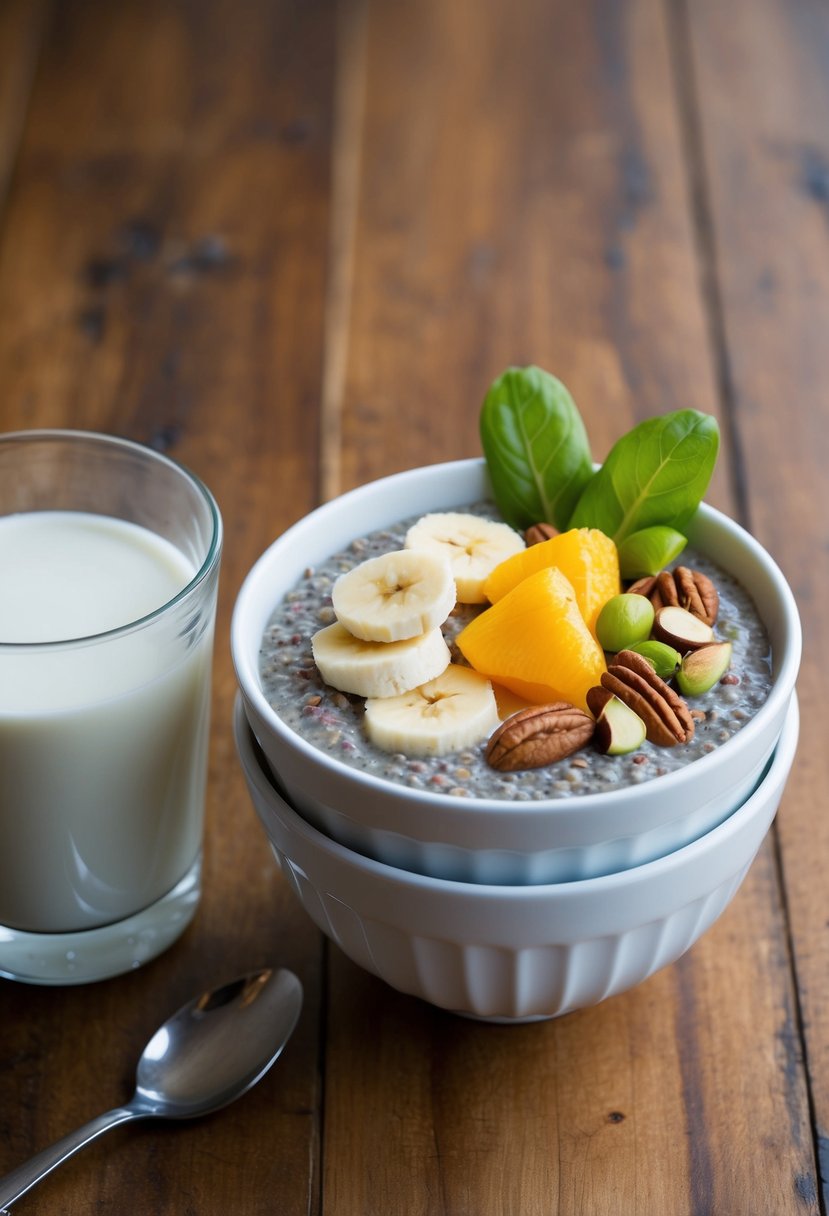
[457,566,607,712]
[484,527,620,636]
[492,681,536,720]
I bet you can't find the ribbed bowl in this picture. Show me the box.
[231,458,801,884]
[234,694,799,1022]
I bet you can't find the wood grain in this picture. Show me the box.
[0,1,335,1212]
[325,862,815,1216]
[0,0,824,1211]
[0,0,49,213]
[320,0,819,1212]
[685,0,829,1207]
[336,0,730,499]
[319,0,368,503]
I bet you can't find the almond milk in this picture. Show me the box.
[0,511,214,933]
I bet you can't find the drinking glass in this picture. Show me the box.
[0,431,222,984]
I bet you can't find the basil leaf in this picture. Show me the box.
[479,366,593,531]
[568,410,719,542]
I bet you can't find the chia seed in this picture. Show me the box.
[258,503,774,801]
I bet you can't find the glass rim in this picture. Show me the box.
[0,428,223,652]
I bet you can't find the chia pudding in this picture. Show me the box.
[258,504,773,801]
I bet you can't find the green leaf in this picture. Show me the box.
[479,366,593,531]
[616,525,687,579]
[568,410,719,542]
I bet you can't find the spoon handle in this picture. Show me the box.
[0,1104,144,1210]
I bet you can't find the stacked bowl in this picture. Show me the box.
[231,460,801,1022]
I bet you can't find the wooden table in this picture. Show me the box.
[0,2,825,1212]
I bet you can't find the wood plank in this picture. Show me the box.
[321,0,819,1212]
[0,1,334,1212]
[319,0,369,503]
[0,0,49,212]
[335,0,729,499]
[683,0,829,1205]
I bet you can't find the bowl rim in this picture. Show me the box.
[231,457,802,818]
[234,691,800,899]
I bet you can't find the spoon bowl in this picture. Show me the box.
[0,967,303,1210]
[134,969,301,1118]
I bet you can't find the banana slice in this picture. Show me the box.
[332,549,455,642]
[364,663,499,757]
[404,512,524,603]
[311,621,450,699]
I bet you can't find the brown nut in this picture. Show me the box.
[628,566,719,626]
[586,685,613,717]
[601,649,695,747]
[651,605,715,651]
[485,702,595,771]
[524,522,557,546]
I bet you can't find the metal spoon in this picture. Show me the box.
[0,967,303,1210]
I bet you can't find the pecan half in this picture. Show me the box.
[525,522,557,546]
[599,649,695,747]
[485,702,595,771]
[628,567,719,626]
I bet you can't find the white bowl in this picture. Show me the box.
[231,459,801,884]
[234,693,799,1022]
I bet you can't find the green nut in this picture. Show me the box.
[626,640,682,681]
[676,641,733,696]
[596,593,655,654]
[616,526,687,580]
[594,694,646,756]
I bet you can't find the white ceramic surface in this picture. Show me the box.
[234,693,799,1022]
[231,458,801,884]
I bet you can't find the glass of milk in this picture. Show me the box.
[0,430,222,984]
